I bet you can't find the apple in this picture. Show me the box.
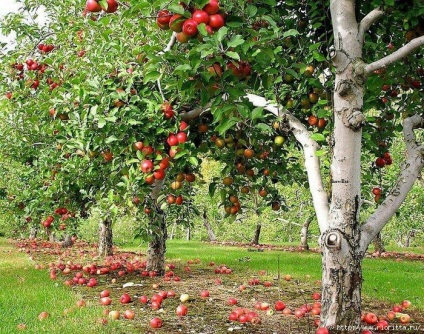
[176,304,188,316]
[150,317,163,328]
[176,131,188,143]
[153,169,165,180]
[157,9,171,26]
[76,299,86,307]
[402,300,412,309]
[101,0,118,13]
[139,295,148,304]
[85,0,102,12]
[100,290,110,298]
[120,293,132,304]
[399,313,411,324]
[209,13,225,30]
[375,157,386,168]
[387,310,396,320]
[180,293,190,302]
[123,309,135,320]
[229,312,238,321]
[182,19,198,36]
[5,92,12,99]
[200,290,210,298]
[392,305,403,312]
[312,292,321,300]
[169,14,185,32]
[376,319,388,331]
[192,10,209,24]
[282,308,292,315]
[275,301,286,311]
[100,297,112,306]
[140,160,154,173]
[203,0,220,14]
[109,310,120,320]
[167,134,178,146]
[227,298,238,305]
[38,311,49,320]
[364,312,378,325]
[274,136,285,145]
[315,328,329,334]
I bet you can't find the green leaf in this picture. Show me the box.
[209,182,217,197]
[215,26,228,42]
[310,133,326,142]
[225,51,240,60]
[255,123,273,133]
[105,135,119,144]
[251,107,264,120]
[189,157,198,166]
[313,51,326,62]
[283,29,299,38]
[197,23,208,36]
[227,35,245,48]
[144,71,161,83]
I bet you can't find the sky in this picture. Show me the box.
[0,0,47,48]
[0,0,20,45]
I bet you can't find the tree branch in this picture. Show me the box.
[157,33,177,101]
[180,103,211,121]
[365,36,424,74]
[360,115,424,253]
[245,94,330,233]
[357,7,384,46]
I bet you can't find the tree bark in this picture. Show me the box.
[202,210,216,242]
[146,210,167,275]
[372,232,385,253]
[169,222,177,240]
[186,226,191,241]
[251,223,261,245]
[146,179,167,275]
[300,218,312,250]
[98,219,113,256]
[321,236,363,332]
[29,226,38,239]
[405,230,416,247]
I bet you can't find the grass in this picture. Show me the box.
[126,240,424,310]
[0,238,120,334]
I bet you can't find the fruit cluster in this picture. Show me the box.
[375,151,392,168]
[84,0,118,14]
[156,0,225,43]
[37,43,55,54]
[228,307,261,325]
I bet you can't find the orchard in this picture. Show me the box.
[0,0,423,333]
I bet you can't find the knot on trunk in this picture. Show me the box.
[345,108,365,131]
[352,58,366,86]
[336,80,353,97]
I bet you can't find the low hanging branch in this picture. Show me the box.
[359,114,424,253]
[365,36,424,74]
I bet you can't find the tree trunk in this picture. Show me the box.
[29,226,38,239]
[320,1,366,330]
[186,226,191,240]
[169,222,177,240]
[202,210,216,242]
[146,209,167,275]
[405,230,416,247]
[251,223,261,245]
[300,218,311,250]
[321,238,363,332]
[98,219,113,256]
[61,234,73,248]
[372,232,385,253]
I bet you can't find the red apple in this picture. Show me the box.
[399,313,411,324]
[192,10,210,24]
[120,293,132,304]
[209,13,225,30]
[203,0,220,14]
[139,295,148,304]
[316,328,329,334]
[200,290,210,298]
[275,301,286,311]
[182,19,198,37]
[85,0,101,12]
[176,132,188,143]
[227,298,237,305]
[364,312,378,325]
[169,14,185,32]
[150,317,163,328]
[140,160,154,173]
[100,297,112,306]
[176,304,188,316]
[123,309,135,320]
[101,0,118,13]
[100,290,110,298]
[401,300,412,309]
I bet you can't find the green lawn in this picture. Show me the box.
[0,238,120,334]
